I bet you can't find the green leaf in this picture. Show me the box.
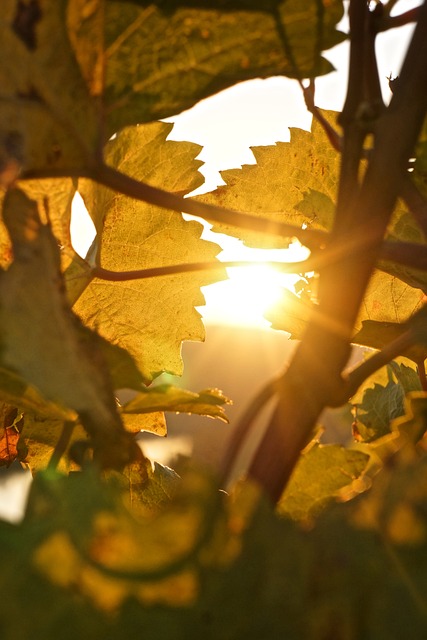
[0,0,98,174]
[195,111,341,248]
[356,380,406,442]
[0,188,136,468]
[68,1,345,136]
[353,362,422,443]
[122,385,230,422]
[278,443,369,521]
[74,122,225,381]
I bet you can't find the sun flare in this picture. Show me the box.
[199,235,309,328]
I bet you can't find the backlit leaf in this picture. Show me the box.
[267,270,424,344]
[196,111,341,248]
[122,385,231,422]
[68,1,345,136]
[266,287,313,338]
[74,122,225,381]
[278,442,369,521]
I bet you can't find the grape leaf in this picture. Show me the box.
[267,270,425,346]
[353,362,422,443]
[122,385,231,423]
[74,122,225,381]
[265,287,313,338]
[278,443,369,521]
[356,381,406,442]
[122,411,167,437]
[195,111,341,248]
[68,1,345,137]
[352,320,427,364]
[0,0,98,174]
[0,188,137,468]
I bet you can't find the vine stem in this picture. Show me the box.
[248,0,427,502]
[417,359,427,391]
[220,378,279,487]
[87,241,427,283]
[92,260,313,282]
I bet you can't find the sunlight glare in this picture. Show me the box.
[70,193,96,258]
[199,235,309,328]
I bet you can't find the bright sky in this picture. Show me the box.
[71,1,418,328]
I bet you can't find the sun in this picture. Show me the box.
[199,233,309,328]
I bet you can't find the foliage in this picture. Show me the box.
[0,0,427,637]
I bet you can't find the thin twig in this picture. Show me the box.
[303,80,342,152]
[379,8,421,32]
[220,378,279,487]
[88,236,427,283]
[92,259,316,282]
[21,164,327,250]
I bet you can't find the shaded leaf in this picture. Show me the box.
[354,362,422,443]
[122,385,231,422]
[356,381,406,442]
[196,111,341,248]
[74,123,225,381]
[278,443,369,521]
[68,1,345,136]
